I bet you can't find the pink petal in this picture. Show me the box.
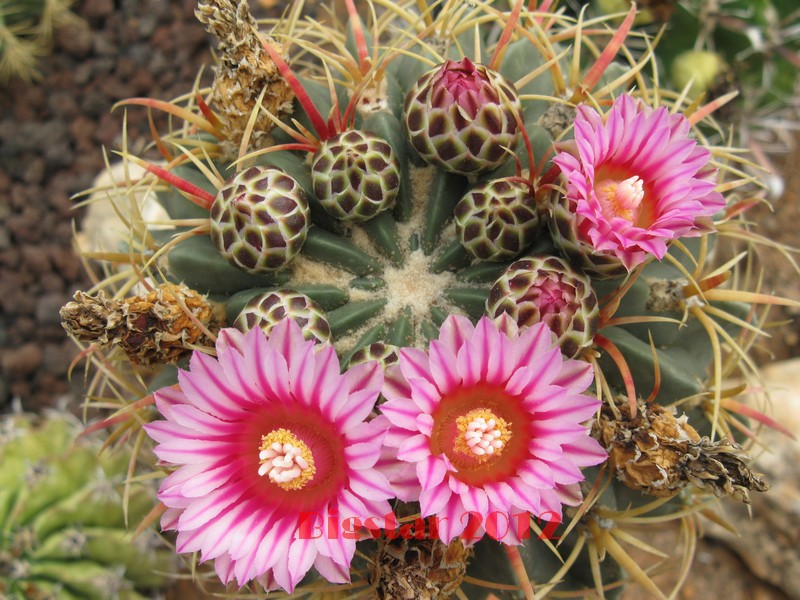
[382,366,412,403]
[517,459,555,489]
[397,433,432,462]
[407,375,441,414]
[177,481,249,531]
[484,481,515,512]
[335,361,382,428]
[561,435,608,467]
[417,455,448,490]
[427,340,461,395]
[344,441,382,469]
[310,344,347,418]
[551,358,594,393]
[398,347,436,387]
[215,327,264,402]
[214,552,236,585]
[437,314,474,355]
[460,486,489,515]
[380,398,422,431]
[419,480,452,516]
[435,495,468,544]
[287,537,318,591]
[314,553,351,584]
[348,468,394,501]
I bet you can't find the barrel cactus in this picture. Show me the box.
[0,412,172,599]
[61,0,798,598]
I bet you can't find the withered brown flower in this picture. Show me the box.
[595,401,769,503]
[196,0,295,152]
[372,534,473,600]
[60,284,222,365]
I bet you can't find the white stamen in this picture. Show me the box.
[258,442,312,484]
[464,416,506,456]
[597,175,645,221]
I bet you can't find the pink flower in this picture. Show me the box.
[553,94,725,270]
[144,321,393,592]
[379,315,606,545]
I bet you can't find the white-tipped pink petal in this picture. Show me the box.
[417,455,448,490]
[436,314,475,355]
[287,537,318,591]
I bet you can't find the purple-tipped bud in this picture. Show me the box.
[403,57,522,175]
[487,256,599,358]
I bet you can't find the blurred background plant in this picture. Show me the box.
[0,408,175,599]
[0,0,78,83]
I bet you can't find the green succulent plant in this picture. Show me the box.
[0,412,173,599]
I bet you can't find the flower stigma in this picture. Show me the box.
[258,428,316,490]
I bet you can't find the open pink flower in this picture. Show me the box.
[553,94,725,270]
[379,315,606,545]
[144,321,393,592]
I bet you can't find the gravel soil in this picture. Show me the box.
[1,0,212,411]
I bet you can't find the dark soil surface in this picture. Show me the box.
[1,0,213,411]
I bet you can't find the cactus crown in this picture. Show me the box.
[61,0,799,598]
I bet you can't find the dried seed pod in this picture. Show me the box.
[210,166,310,273]
[196,0,294,150]
[60,284,221,365]
[595,402,769,502]
[234,290,332,343]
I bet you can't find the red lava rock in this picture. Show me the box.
[2,343,44,378]
[42,341,78,376]
[83,0,115,20]
[10,381,32,402]
[54,18,94,58]
[0,0,215,410]
[21,245,52,275]
[36,293,70,326]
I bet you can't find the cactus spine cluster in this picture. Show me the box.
[61,0,798,598]
[0,0,76,83]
